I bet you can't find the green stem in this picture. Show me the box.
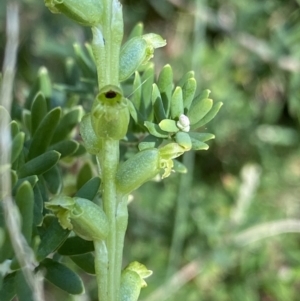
[115,195,129,299]
[97,139,120,301]
[94,240,108,301]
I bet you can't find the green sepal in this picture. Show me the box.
[158,64,173,116]
[182,77,197,110]
[40,258,84,295]
[11,132,25,164]
[48,139,79,158]
[191,101,223,129]
[187,97,213,126]
[159,119,179,133]
[51,106,83,144]
[28,107,61,159]
[120,262,152,301]
[175,132,192,150]
[45,0,103,27]
[159,143,186,160]
[37,216,70,261]
[43,165,62,195]
[0,272,16,301]
[15,270,34,301]
[91,85,130,140]
[18,150,61,178]
[75,176,101,201]
[70,253,95,275]
[30,92,48,135]
[15,181,34,244]
[45,196,109,241]
[0,105,10,121]
[171,86,184,119]
[79,113,102,154]
[144,121,169,138]
[58,236,94,255]
[190,138,209,150]
[152,83,166,122]
[116,148,161,195]
[119,37,148,81]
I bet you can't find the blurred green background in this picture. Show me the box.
[1,0,300,300]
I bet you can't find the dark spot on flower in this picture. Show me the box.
[105,91,117,99]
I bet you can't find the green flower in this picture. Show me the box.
[44,0,103,27]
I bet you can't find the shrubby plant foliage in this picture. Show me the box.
[0,1,221,301]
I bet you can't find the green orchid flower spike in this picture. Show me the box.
[45,196,109,241]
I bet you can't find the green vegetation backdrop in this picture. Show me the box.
[1,0,300,300]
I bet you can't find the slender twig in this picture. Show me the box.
[0,3,45,301]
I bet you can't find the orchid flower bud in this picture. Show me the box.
[91,85,130,140]
[45,196,108,241]
[120,262,152,301]
[44,0,103,27]
[116,148,161,195]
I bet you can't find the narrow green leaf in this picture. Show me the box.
[75,176,101,200]
[71,144,86,157]
[172,159,188,173]
[182,78,197,110]
[70,253,95,274]
[33,185,43,226]
[158,119,178,133]
[152,84,166,122]
[0,105,11,121]
[30,92,48,135]
[16,181,34,243]
[74,44,96,78]
[37,217,70,261]
[128,22,144,39]
[12,175,38,195]
[40,258,84,295]
[58,236,94,255]
[22,110,31,133]
[28,107,61,159]
[144,121,169,138]
[190,138,209,150]
[177,70,195,87]
[175,132,192,150]
[131,71,142,110]
[191,101,223,129]
[157,64,173,115]
[141,64,155,119]
[18,151,61,178]
[15,270,34,301]
[11,132,25,164]
[38,67,52,100]
[0,272,16,301]
[187,98,213,125]
[188,132,215,142]
[76,162,94,190]
[171,86,184,119]
[51,106,82,144]
[43,165,62,195]
[10,120,19,137]
[48,140,79,158]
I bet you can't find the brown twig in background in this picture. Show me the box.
[0,3,45,301]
